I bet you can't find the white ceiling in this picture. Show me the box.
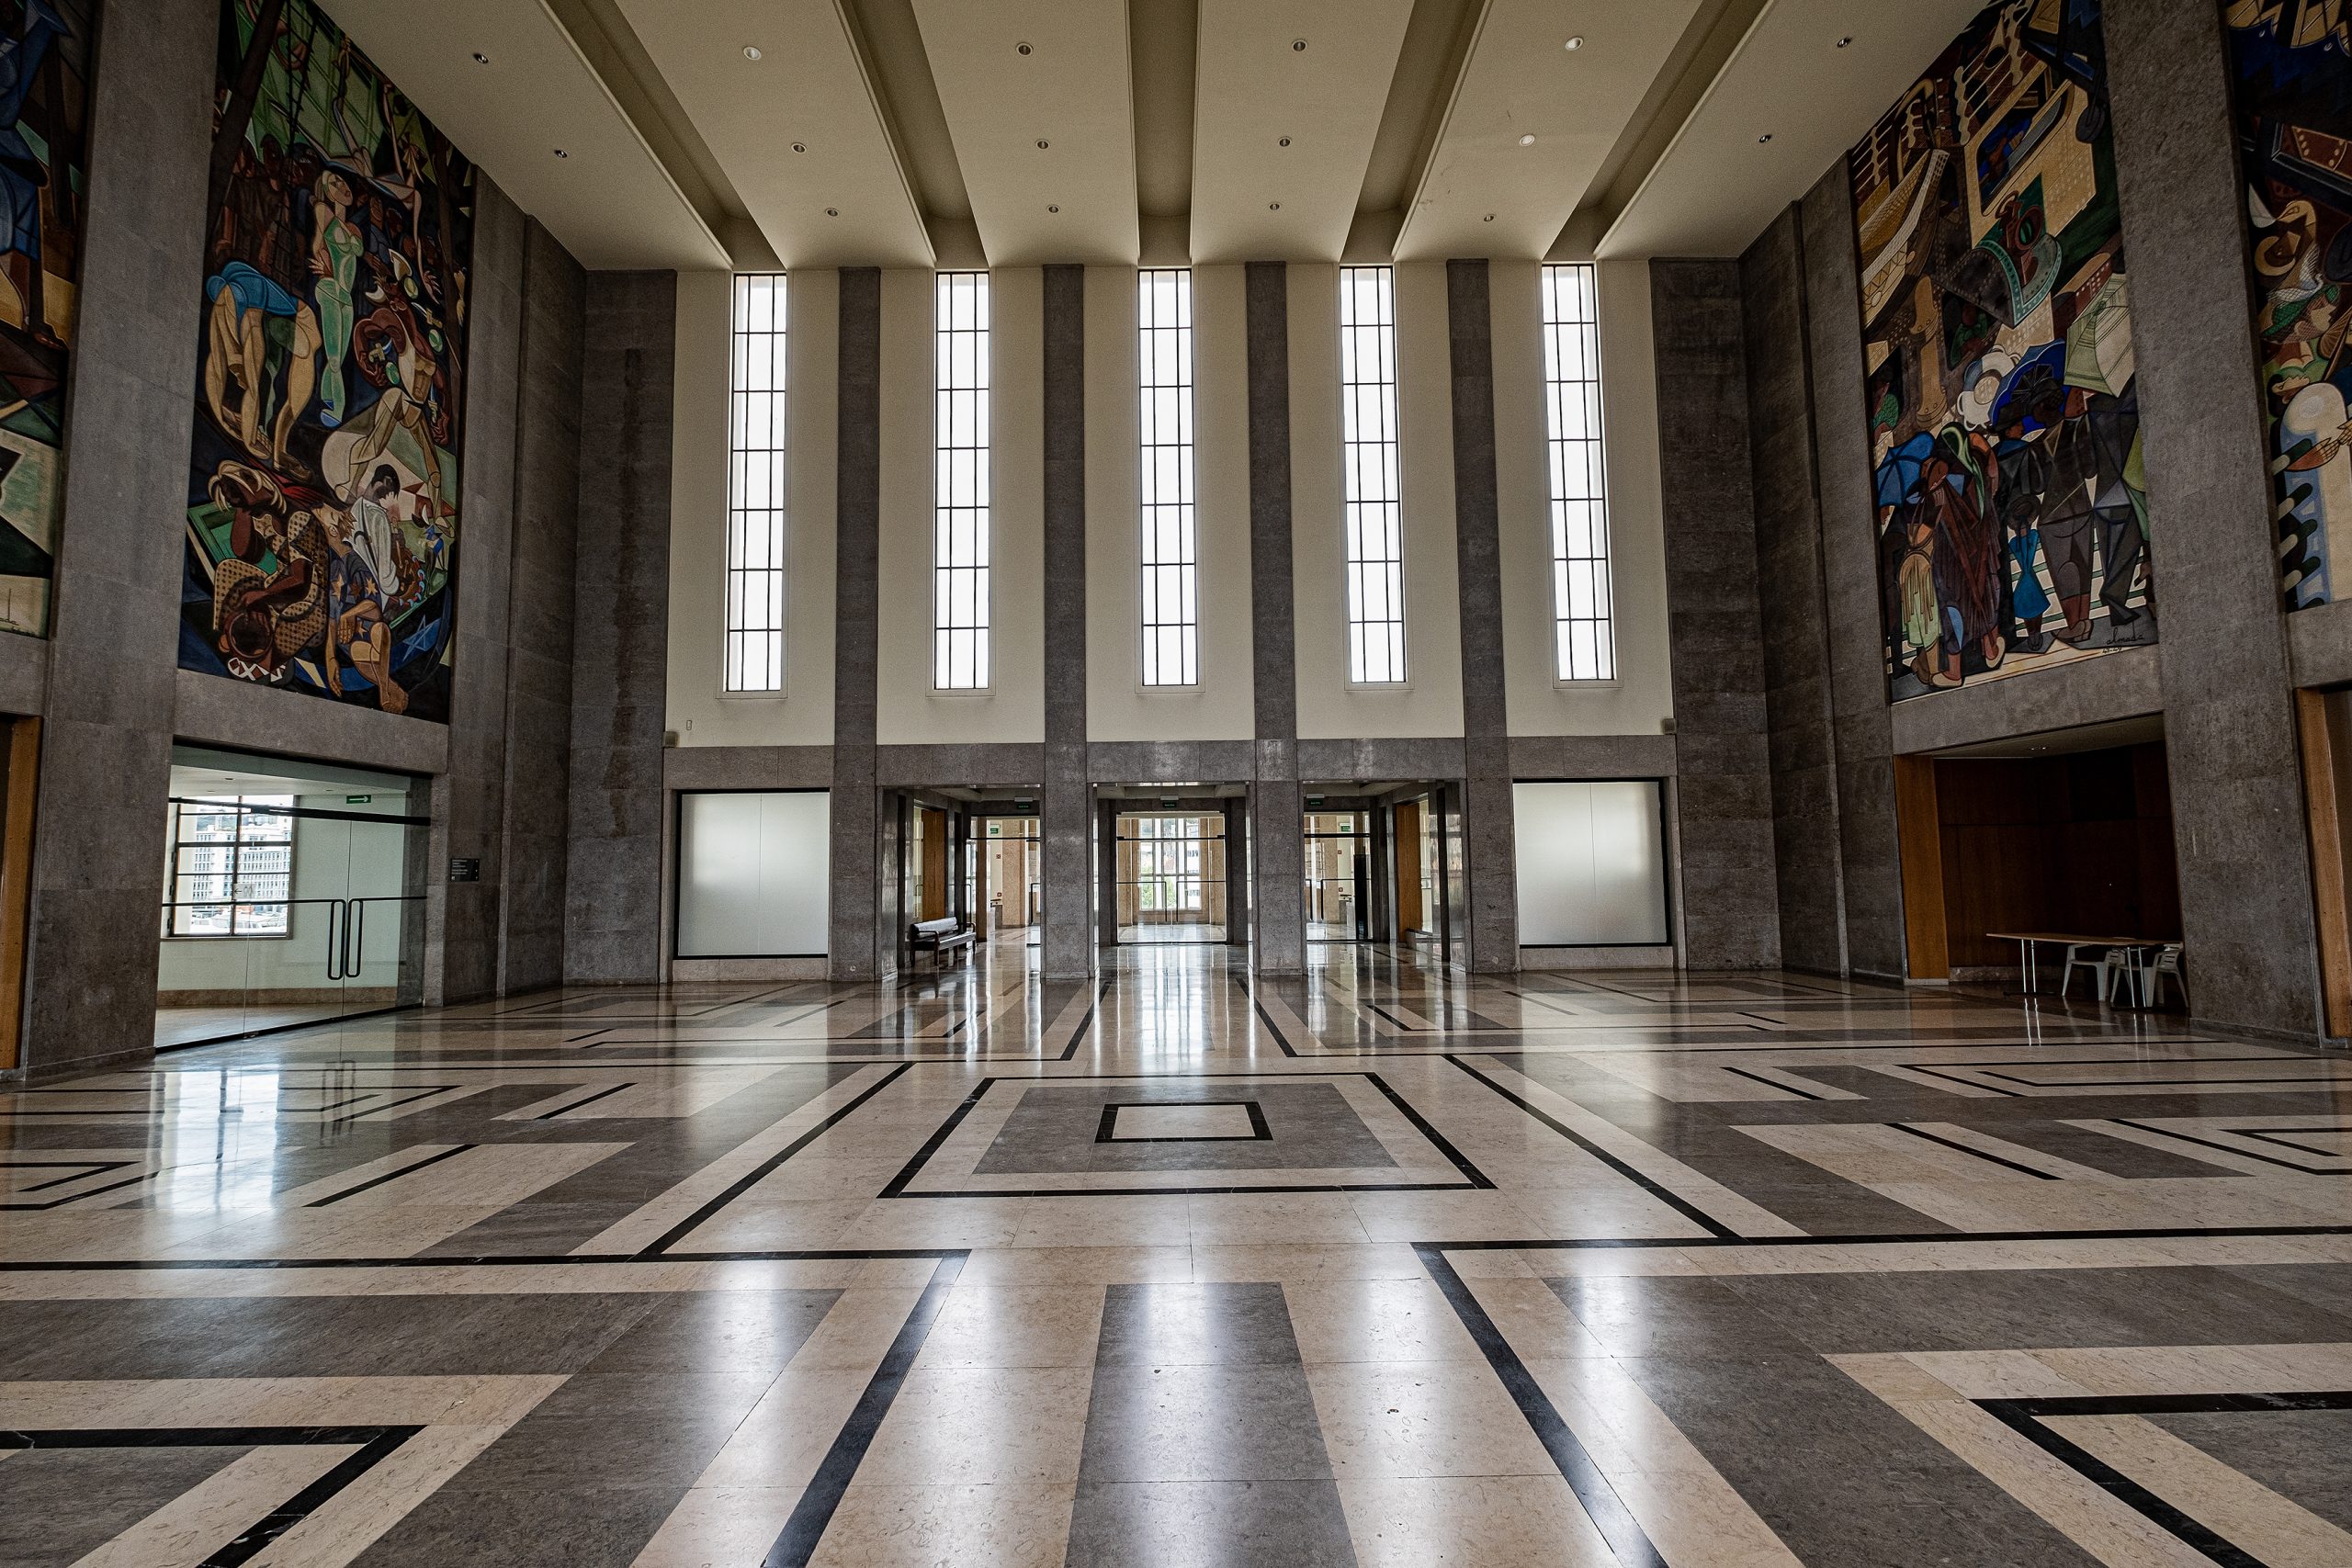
[320,0,1999,272]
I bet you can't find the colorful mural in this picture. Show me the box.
[0,1,93,640]
[2227,1,2352,609]
[1851,0,2152,700]
[184,0,472,720]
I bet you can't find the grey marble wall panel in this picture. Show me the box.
[562,272,675,986]
[666,747,837,791]
[1295,737,1469,783]
[1087,739,1258,783]
[1448,261,1518,972]
[172,670,450,779]
[2106,0,2325,1037]
[1041,265,1092,979]
[879,743,1047,789]
[829,269,884,981]
[1739,209,1848,976]
[1651,260,1781,970]
[495,222,587,995]
[0,635,44,718]
[2289,597,2352,687]
[1798,164,1909,981]
[1507,735,1679,778]
[429,184,526,1006]
[1248,265,1304,975]
[1222,798,1250,946]
[17,0,217,1071]
[1886,646,2165,755]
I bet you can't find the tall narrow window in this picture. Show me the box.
[934,271,991,690]
[1543,264,1615,681]
[1340,265,1405,684]
[1137,269,1197,686]
[725,273,787,693]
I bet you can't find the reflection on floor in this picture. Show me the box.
[11,942,2352,1565]
[1114,921,1226,942]
[151,999,364,1049]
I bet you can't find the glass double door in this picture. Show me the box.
[156,751,424,1047]
[1305,811,1372,942]
[1114,814,1227,943]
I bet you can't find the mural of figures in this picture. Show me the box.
[2226,1,2352,609]
[0,0,92,641]
[182,0,472,720]
[1850,0,2153,701]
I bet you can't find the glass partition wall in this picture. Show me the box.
[155,746,425,1047]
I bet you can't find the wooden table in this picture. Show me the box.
[1986,931,2179,1001]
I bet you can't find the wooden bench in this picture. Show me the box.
[910,916,975,964]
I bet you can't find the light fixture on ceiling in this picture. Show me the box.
[1016,40,1033,54]
[826,207,839,216]
[1757,132,1773,144]
[1047,204,1060,213]
[1482,213,1496,222]
[1268,201,1281,210]
[1518,133,1535,146]
[1564,36,1583,51]
[470,51,490,65]
[1835,35,1853,49]
[1278,136,1291,148]
[743,44,763,60]
[791,141,807,153]
[1036,139,1049,149]
[552,148,568,159]
[1292,38,1306,51]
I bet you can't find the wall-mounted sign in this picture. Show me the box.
[345,795,371,805]
[448,858,481,884]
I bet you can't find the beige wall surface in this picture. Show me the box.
[665,267,838,747]
[1290,261,1466,740]
[876,265,1046,744]
[1086,263,1256,743]
[1495,257,1675,739]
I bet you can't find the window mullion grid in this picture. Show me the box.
[1543,263,1614,682]
[934,272,991,690]
[725,274,787,694]
[1138,270,1198,687]
[1340,266,1404,684]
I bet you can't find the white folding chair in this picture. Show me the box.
[2060,943,2113,1001]
[2145,945,2187,1009]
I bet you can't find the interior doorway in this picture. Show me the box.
[975,815,1041,948]
[1304,809,1371,942]
[1114,812,1227,943]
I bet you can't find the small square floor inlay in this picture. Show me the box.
[1099,1101,1267,1143]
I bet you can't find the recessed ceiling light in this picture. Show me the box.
[826,207,839,216]
[1482,213,1496,222]
[1036,139,1049,150]
[1016,41,1032,54]
[1835,35,1853,48]
[1268,201,1281,210]
[1278,136,1292,148]
[743,44,763,60]
[1292,38,1306,51]
[552,148,568,158]
[1047,204,1060,213]
[1564,36,1583,51]
[1758,132,1773,143]
[791,141,807,153]
[1518,133,1536,146]
[470,51,490,65]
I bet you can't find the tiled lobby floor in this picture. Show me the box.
[6,944,2351,1565]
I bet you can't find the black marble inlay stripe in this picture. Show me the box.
[1979,1393,2352,1568]
[0,1425,422,1568]
[1888,1122,2060,1180]
[2112,1118,2350,1173]
[535,1082,636,1120]
[1094,1100,1272,1143]
[1231,974,1303,1056]
[1443,1055,1738,1238]
[876,1075,998,1198]
[1057,976,1114,1063]
[640,1062,914,1254]
[1716,1064,1826,1100]
[304,1145,476,1207]
[1,1160,144,1211]
[1416,1247,1668,1568]
[762,1253,967,1568]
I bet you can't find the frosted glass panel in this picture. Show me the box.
[1512,782,1668,946]
[677,791,831,957]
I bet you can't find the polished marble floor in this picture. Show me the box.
[5,943,2351,1565]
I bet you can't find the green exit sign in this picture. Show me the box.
[345,795,371,805]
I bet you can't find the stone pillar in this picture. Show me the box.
[1650,261,1781,970]
[828,269,886,981]
[16,0,213,1072]
[1248,263,1305,975]
[1447,260,1518,973]
[562,272,675,985]
[1096,796,1119,948]
[1798,169,1909,981]
[2104,0,2327,1037]
[1040,265,1093,980]
[1223,797,1250,946]
[1737,209,1848,976]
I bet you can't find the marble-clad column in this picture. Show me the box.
[1249,263,1305,976]
[828,268,886,981]
[1448,259,1518,973]
[1041,265,1093,981]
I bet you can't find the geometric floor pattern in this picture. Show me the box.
[4,941,2348,1564]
